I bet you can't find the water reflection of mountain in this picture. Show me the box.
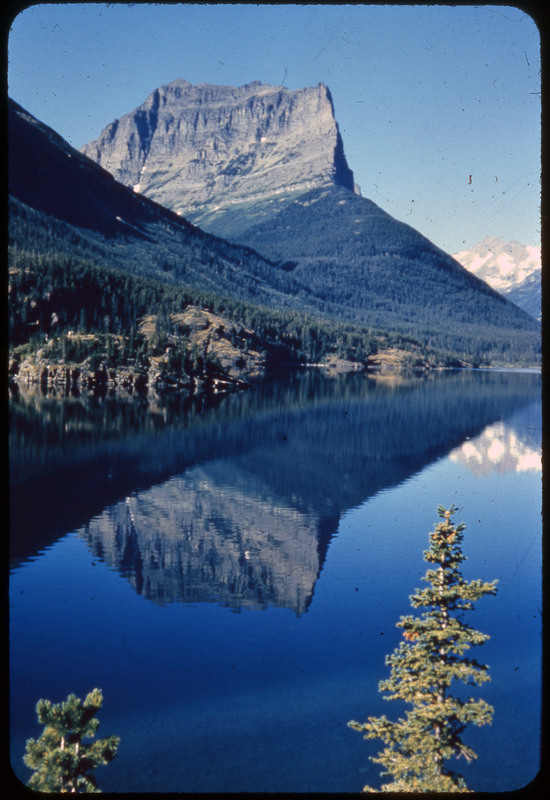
[83,464,335,614]
[10,370,540,612]
[449,399,542,476]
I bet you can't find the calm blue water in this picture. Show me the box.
[9,370,541,792]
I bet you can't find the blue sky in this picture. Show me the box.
[7,3,541,254]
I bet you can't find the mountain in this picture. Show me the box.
[12,97,436,392]
[79,79,540,364]
[8,96,540,369]
[453,237,541,319]
[80,78,357,236]
[452,236,540,292]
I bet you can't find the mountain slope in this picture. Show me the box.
[226,185,501,324]
[224,185,542,360]
[504,271,541,321]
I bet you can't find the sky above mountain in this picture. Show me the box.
[7,3,541,255]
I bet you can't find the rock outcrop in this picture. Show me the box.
[81,78,356,233]
[9,306,265,397]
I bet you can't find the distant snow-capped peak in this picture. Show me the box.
[453,236,541,293]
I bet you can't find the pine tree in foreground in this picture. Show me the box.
[348,505,498,792]
[23,688,120,793]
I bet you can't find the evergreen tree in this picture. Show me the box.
[349,505,498,792]
[23,688,120,793]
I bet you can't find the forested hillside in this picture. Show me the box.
[9,199,408,388]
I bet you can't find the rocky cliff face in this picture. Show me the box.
[81,78,356,233]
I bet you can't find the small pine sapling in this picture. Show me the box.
[349,505,498,792]
[24,688,120,793]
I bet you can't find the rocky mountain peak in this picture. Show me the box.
[80,78,356,231]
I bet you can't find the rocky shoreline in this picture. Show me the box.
[8,356,251,398]
[9,344,444,402]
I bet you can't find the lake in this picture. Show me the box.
[9,368,541,793]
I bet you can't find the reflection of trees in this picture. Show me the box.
[10,370,540,582]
